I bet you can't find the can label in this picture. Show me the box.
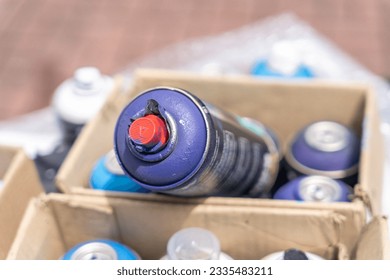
[180,103,276,196]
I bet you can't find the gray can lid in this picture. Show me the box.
[304,121,348,152]
[70,242,118,260]
[298,176,342,202]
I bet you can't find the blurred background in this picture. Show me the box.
[0,0,389,120]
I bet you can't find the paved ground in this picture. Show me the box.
[0,0,388,120]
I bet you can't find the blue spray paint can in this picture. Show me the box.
[114,87,279,197]
[89,150,150,193]
[61,239,141,260]
[273,175,353,202]
[285,121,360,185]
[262,248,324,260]
[251,42,315,79]
[251,60,314,78]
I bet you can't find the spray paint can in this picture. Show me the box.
[52,67,114,144]
[114,87,279,197]
[251,42,314,79]
[89,150,150,193]
[285,121,360,185]
[61,239,141,260]
[273,175,353,202]
[161,227,232,260]
[262,248,324,260]
[35,67,113,192]
[34,142,71,193]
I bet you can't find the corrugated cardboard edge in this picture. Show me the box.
[0,146,43,259]
[8,193,348,260]
[353,216,390,260]
[358,85,385,216]
[6,195,64,260]
[6,194,118,260]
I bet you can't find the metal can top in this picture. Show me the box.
[298,176,342,202]
[52,67,114,125]
[70,242,118,260]
[304,121,348,152]
[104,150,125,175]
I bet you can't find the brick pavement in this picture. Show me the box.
[0,0,388,120]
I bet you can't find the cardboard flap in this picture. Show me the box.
[354,216,390,260]
[359,89,385,215]
[0,146,43,259]
[48,194,120,251]
[7,196,65,260]
[0,146,17,178]
[66,194,345,260]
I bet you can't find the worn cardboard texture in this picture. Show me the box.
[8,193,354,260]
[0,145,43,259]
[353,216,390,260]
[56,69,384,253]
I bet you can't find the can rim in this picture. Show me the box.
[285,144,359,178]
[303,121,349,152]
[297,176,343,202]
[70,242,118,260]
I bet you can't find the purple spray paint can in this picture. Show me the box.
[285,121,360,185]
[114,87,279,197]
[273,175,353,202]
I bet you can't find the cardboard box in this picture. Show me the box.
[56,69,385,253]
[6,193,389,260]
[0,145,43,259]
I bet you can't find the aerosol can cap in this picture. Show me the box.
[129,115,168,148]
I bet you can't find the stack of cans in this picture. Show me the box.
[109,87,360,202]
[274,121,359,202]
